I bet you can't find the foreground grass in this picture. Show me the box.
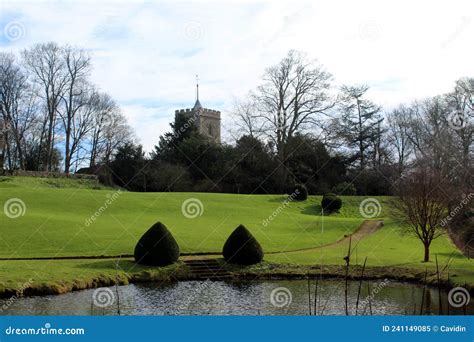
[0,176,472,294]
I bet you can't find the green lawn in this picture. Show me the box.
[0,176,472,292]
[0,177,378,257]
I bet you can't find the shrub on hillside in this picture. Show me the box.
[321,193,342,212]
[331,182,357,196]
[134,222,180,266]
[290,184,308,201]
[223,225,264,265]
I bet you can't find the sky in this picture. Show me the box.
[0,0,473,151]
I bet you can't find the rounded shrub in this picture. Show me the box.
[321,193,342,212]
[223,224,264,265]
[290,184,308,201]
[134,222,180,266]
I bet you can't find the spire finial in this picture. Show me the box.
[196,74,199,101]
[193,75,202,110]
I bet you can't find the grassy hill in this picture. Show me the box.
[0,176,472,293]
[0,176,383,257]
[0,175,111,190]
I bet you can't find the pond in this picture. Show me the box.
[1,279,472,316]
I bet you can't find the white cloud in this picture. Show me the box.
[1,0,473,151]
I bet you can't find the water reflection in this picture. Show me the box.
[0,280,472,316]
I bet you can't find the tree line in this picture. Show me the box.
[110,50,472,197]
[231,50,472,192]
[1,46,472,197]
[0,42,133,174]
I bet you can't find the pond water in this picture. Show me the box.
[1,279,472,316]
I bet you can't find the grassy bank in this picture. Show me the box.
[1,257,472,299]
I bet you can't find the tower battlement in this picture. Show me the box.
[174,81,221,143]
[198,108,221,119]
[175,108,220,115]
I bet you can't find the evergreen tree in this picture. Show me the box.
[337,85,384,170]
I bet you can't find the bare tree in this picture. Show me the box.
[445,77,473,188]
[229,94,264,139]
[89,92,132,167]
[253,50,334,186]
[59,46,92,173]
[387,105,414,176]
[102,111,133,165]
[0,42,132,173]
[407,97,457,179]
[369,120,390,170]
[398,166,452,262]
[0,53,30,169]
[0,116,6,168]
[68,90,100,171]
[22,42,68,171]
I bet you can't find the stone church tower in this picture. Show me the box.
[174,80,221,143]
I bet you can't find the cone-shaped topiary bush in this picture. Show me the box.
[134,222,180,266]
[223,224,264,265]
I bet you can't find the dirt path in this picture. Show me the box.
[270,219,384,255]
[0,220,383,261]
